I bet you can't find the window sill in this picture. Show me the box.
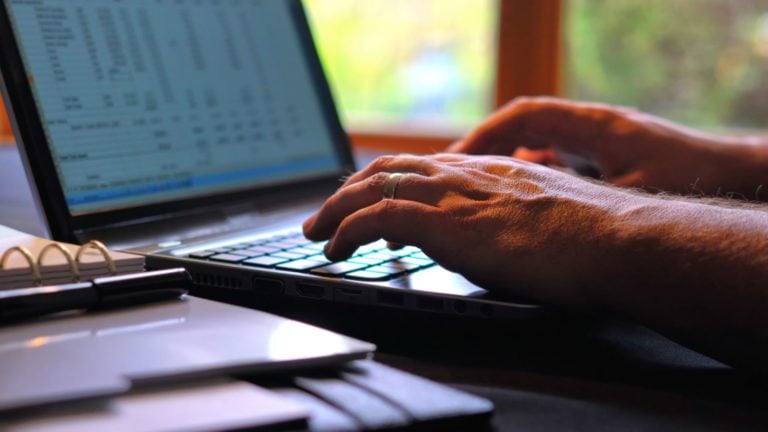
[349,131,458,154]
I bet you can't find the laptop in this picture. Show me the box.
[0,0,541,320]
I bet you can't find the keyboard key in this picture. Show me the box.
[347,256,385,266]
[210,253,248,263]
[389,248,415,257]
[346,270,392,281]
[365,265,408,277]
[305,254,334,266]
[229,243,252,249]
[243,256,289,267]
[280,238,312,246]
[304,242,327,252]
[410,251,430,260]
[354,241,387,255]
[276,259,328,271]
[362,252,398,262]
[228,249,265,257]
[188,250,216,259]
[400,245,421,255]
[262,241,299,249]
[244,245,282,254]
[210,247,233,253]
[310,262,368,276]
[271,251,305,260]
[398,256,434,267]
[380,261,422,271]
[289,247,320,256]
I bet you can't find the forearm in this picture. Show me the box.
[708,134,768,200]
[599,194,768,371]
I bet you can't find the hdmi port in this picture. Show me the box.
[377,291,405,306]
[296,284,326,299]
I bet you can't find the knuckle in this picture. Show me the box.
[370,155,396,172]
[506,96,541,112]
[510,95,534,106]
[367,171,390,192]
[375,199,398,222]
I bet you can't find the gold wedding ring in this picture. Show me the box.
[382,172,404,200]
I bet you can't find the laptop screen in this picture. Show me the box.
[4,0,343,214]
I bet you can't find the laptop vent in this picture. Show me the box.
[191,272,244,289]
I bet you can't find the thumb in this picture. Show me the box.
[445,139,469,154]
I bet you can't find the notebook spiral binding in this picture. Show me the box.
[0,240,116,286]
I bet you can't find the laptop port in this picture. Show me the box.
[453,300,468,314]
[417,296,443,312]
[334,287,369,303]
[296,283,326,299]
[251,277,284,296]
[376,291,405,306]
[480,304,494,317]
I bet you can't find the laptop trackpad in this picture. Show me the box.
[389,267,540,306]
[389,266,488,297]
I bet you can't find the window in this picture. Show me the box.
[305,0,561,151]
[563,0,768,130]
[304,0,498,135]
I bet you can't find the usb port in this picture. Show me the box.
[296,283,326,299]
[417,296,443,312]
[377,291,405,306]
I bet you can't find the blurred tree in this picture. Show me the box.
[564,0,768,130]
[304,0,496,131]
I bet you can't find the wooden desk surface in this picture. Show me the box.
[3,144,768,431]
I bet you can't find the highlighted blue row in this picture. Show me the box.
[66,156,339,208]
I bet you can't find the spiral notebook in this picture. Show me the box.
[0,224,144,289]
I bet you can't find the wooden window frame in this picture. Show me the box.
[0,99,11,143]
[350,0,562,154]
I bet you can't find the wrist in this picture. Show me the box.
[597,193,768,315]
[707,135,768,200]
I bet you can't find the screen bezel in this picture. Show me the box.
[0,0,355,242]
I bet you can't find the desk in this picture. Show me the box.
[2,144,768,431]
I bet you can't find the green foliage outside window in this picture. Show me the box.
[306,0,768,133]
[304,0,496,132]
[564,0,768,130]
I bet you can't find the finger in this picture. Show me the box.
[430,153,474,163]
[340,154,436,189]
[324,199,442,261]
[512,148,563,166]
[304,172,437,240]
[445,139,468,153]
[458,97,619,157]
[432,152,519,165]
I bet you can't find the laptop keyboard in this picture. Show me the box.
[185,231,436,281]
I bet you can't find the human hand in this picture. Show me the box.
[302,153,638,305]
[449,97,764,198]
